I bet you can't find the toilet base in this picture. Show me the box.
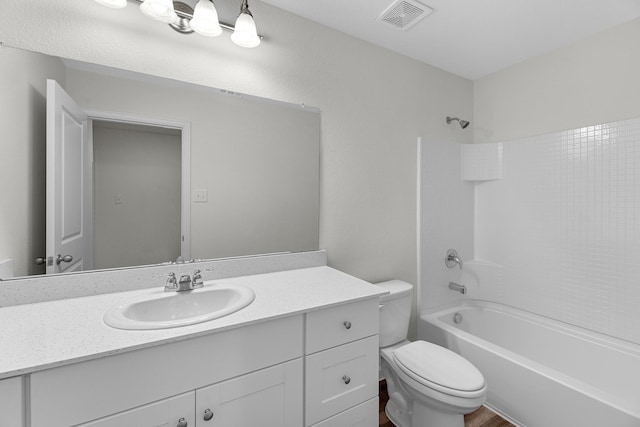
[384,397,467,427]
[411,401,465,427]
[385,399,410,427]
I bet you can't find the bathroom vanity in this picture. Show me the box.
[0,264,386,427]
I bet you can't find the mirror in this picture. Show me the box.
[0,45,320,279]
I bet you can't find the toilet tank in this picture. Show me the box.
[374,280,413,347]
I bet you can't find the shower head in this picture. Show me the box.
[446,116,470,129]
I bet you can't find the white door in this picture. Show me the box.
[46,79,93,274]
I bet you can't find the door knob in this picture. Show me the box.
[176,418,188,427]
[55,254,73,265]
[203,408,214,421]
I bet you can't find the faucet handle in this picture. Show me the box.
[192,269,204,288]
[164,272,178,292]
[445,249,463,269]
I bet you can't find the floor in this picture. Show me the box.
[379,380,515,427]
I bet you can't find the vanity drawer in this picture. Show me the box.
[305,298,378,354]
[312,397,378,427]
[305,335,379,426]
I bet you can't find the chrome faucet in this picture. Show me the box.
[448,281,466,295]
[164,270,205,292]
[177,274,193,291]
[445,249,463,269]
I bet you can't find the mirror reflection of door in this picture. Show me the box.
[92,121,181,270]
[46,79,182,272]
[46,79,92,275]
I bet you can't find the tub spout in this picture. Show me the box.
[448,281,466,295]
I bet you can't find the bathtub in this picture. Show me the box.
[418,300,640,427]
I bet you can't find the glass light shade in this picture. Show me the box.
[140,0,178,23]
[94,0,127,8]
[231,13,260,48]
[189,0,222,37]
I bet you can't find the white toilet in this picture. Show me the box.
[375,280,487,427]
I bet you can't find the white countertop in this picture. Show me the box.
[0,266,387,380]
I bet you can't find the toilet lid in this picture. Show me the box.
[393,341,485,392]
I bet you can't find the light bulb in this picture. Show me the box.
[190,0,222,37]
[140,0,178,24]
[94,0,127,8]
[231,12,260,48]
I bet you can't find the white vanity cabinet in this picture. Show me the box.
[19,292,381,427]
[0,376,23,426]
[305,298,380,426]
[29,316,303,427]
[78,359,303,427]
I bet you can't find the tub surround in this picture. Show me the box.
[0,260,387,380]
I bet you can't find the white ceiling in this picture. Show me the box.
[260,0,640,80]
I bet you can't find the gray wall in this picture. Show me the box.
[93,122,182,269]
[474,17,640,143]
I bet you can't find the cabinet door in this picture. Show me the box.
[78,392,194,427]
[0,377,23,427]
[195,359,302,427]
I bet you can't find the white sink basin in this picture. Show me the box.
[103,283,255,330]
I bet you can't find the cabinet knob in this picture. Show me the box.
[203,408,214,421]
[342,375,351,384]
[177,418,188,427]
[343,321,352,330]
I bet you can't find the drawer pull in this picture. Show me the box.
[343,321,352,330]
[342,375,351,384]
[177,418,188,427]
[203,408,214,421]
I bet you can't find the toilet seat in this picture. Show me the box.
[393,341,486,399]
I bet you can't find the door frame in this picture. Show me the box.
[85,109,192,262]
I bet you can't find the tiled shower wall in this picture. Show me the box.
[474,117,640,345]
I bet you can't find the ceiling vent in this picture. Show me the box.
[377,0,434,31]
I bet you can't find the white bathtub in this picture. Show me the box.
[418,300,640,427]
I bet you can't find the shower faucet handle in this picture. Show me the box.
[445,249,463,269]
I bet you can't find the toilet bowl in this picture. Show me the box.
[375,280,487,427]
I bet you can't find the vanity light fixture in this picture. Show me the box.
[189,0,223,37]
[93,0,262,48]
[230,0,261,48]
[140,0,178,23]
